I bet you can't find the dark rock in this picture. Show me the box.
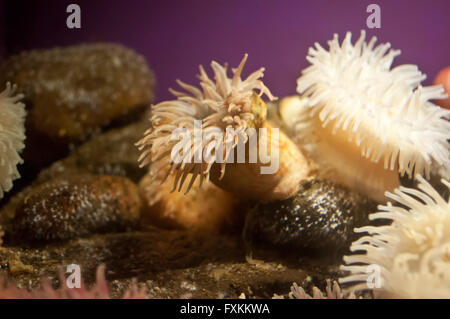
[0,43,155,171]
[243,178,377,259]
[11,174,142,242]
[37,120,149,184]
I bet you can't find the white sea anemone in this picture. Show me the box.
[0,83,26,199]
[293,30,450,202]
[136,54,276,194]
[340,176,450,298]
[288,280,356,299]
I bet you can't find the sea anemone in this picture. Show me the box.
[0,265,150,299]
[292,30,450,202]
[0,83,26,199]
[340,176,450,298]
[139,168,237,231]
[137,54,310,201]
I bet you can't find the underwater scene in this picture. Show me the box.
[0,0,449,304]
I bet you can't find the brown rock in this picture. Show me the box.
[0,43,155,170]
[0,121,147,227]
[37,120,149,184]
[11,174,142,242]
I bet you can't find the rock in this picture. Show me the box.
[37,120,149,184]
[0,121,147,231]
[1,121,147,236]
[11,174,142,242]
[0,43,155,170]
[243,178,377,259]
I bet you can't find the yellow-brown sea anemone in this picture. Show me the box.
[0,83,26,199]
[137,54,310,202]
[139,168,237,231]
[340,176,450,298]
[290,30,450,202]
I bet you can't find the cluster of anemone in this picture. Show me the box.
[1,29,448,299]
[0,83,26,199]
[287,30,450,202]
[276,30,450,299]
[340,176,450,298]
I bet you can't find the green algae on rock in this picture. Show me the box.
[0,43,155,171]
[244,178,376,257]
[11,174,142,242]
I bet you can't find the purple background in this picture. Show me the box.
[1,0,449,102]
